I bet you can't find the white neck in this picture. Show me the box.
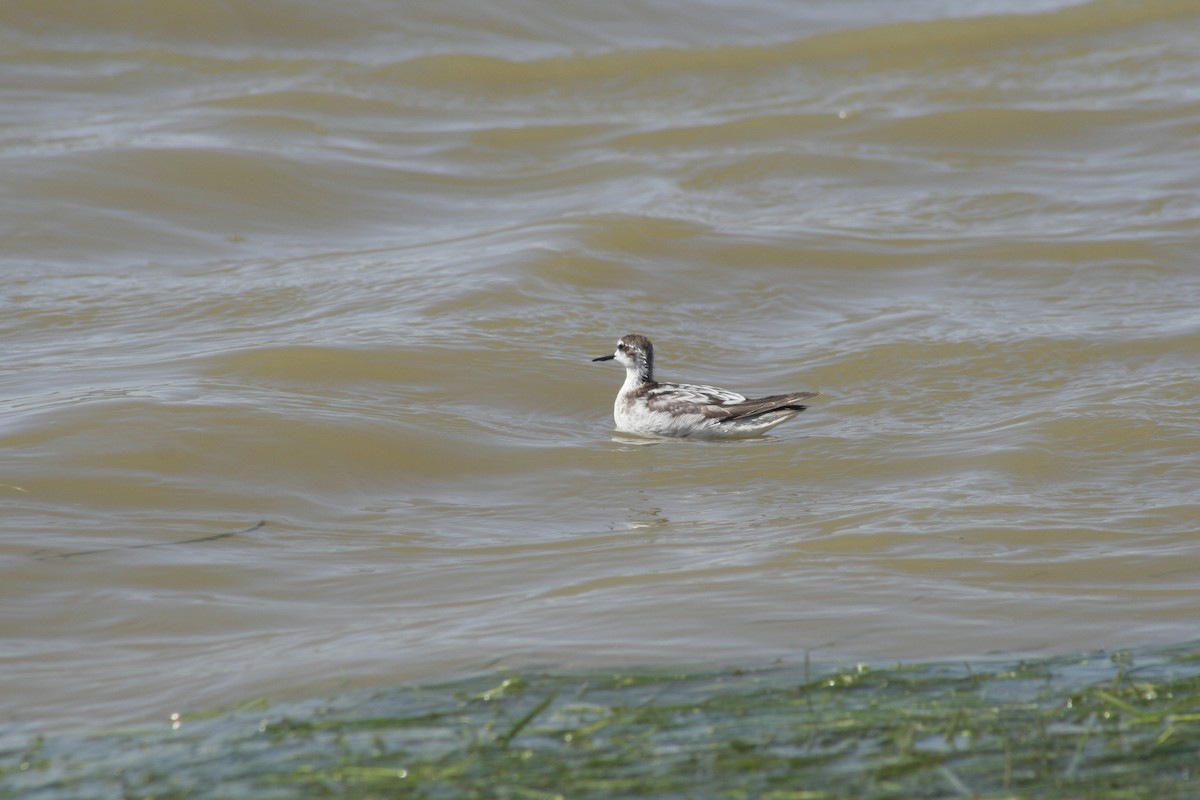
[620,363,643,395]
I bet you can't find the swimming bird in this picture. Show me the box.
[592,334,817,439]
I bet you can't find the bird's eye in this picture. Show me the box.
[617,343,627,351]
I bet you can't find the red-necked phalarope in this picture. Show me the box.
[592,334,818,440]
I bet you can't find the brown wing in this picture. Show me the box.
[715,391,819,422]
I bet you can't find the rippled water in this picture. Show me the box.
[4,0,1199,732]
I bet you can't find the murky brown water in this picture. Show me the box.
[4,0,1199,732]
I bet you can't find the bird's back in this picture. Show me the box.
[617,382,816,439]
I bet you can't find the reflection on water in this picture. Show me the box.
[3,0,1200,732]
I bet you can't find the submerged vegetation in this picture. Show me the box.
[4,644,1198,799]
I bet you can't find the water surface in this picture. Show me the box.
[3,0,1199,732]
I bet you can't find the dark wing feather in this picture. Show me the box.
[639,383,818,422]
[714,391,820,423]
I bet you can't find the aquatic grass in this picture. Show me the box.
[3,645,1197,799]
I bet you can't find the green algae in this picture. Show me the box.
[3,645,1198,799]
